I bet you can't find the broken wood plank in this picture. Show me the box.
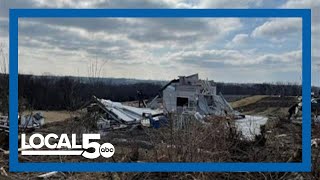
[37,171,58,179]
[0,148,7,153]
[0,167,8,176]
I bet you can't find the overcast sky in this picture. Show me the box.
[0,0,319,85]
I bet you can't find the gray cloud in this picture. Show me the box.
[31,0,175,8]
[251,18,301,39]
[198,0,263,8]
[0,0,309,84]
[17,16,242,66]
[166,49,301,70]
[226,33,250,48]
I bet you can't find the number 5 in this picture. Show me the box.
[82,134,101,159]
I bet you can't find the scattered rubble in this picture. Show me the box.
[88,96,167,130]
[85,74,245,132]
[0,112,46,152]
[235,115,268,140]
[20,112,45,129]
[289,92,320,124]
[0,116,8,133]
[312,138,320,148]
[0,116,9,151]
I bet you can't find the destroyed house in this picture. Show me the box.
[162,74,233,116]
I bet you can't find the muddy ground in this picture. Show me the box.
[1,95,319,179]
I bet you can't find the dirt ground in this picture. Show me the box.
[1,95,319,179]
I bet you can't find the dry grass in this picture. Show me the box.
[230,95,268,109]
[21,110,77,123]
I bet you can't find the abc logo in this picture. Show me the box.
[99,143,115,158]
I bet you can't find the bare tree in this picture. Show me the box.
[0,43,8,115]
[87,56,106,84]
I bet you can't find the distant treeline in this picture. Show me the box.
[0,74,318,111]
[17,74,162,110]
[215,82,305,97]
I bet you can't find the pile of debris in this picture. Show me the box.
[0,116,9,133]
[88,74,243,131]
[0,112,45,138]
[20,112,45,129]
[1,112,46,153]
[0,116,9,152]
[88,96,167,130]
[288,92,320,124]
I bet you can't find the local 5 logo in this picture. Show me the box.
[21,133,115,159]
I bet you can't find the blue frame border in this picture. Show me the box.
[9,9,311,172]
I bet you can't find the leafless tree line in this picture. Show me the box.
[0,43,8,115]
